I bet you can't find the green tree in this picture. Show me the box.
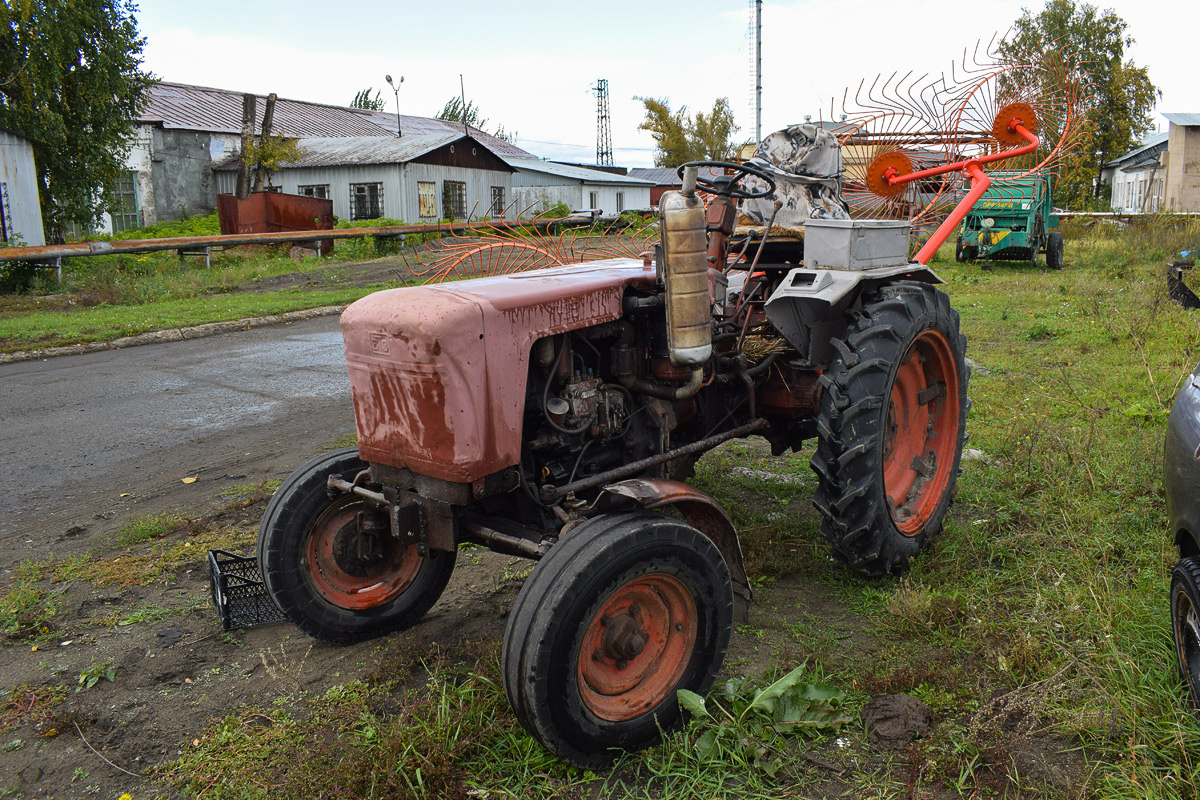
[351,87,385,111]
[0,0,154,239]
[1004,0,1159,207]
[637,97,739,167]
[435,96,515,143]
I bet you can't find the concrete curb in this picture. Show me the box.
[0,305,347,365]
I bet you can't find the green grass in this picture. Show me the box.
[7,216,1200,797]
[146,216,1200,799]
[0,287,375,353]
[0,210,410,351]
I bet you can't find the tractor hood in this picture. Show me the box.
[340,259,656,483]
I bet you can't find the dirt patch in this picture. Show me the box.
[0,487,531,799]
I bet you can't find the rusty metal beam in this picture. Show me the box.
[0,216,619,262]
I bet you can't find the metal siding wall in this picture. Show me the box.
[511,170,572,187]
[406,164,513,219]
[583,184,653,215]
[0,131,46,245]
[219,163,520,222]
[512,185,583,214]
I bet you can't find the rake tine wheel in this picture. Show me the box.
[837,35,1093,256]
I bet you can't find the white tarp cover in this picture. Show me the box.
[738,124,850,229]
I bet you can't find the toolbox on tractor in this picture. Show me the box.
[955,170,1063,269]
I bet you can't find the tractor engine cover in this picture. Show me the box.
[339,260,655,483]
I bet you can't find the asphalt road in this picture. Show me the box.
[0,315,356,560]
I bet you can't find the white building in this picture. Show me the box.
[213,134,516,222]
[109,82,536,230]
[504,158,653,216]
[1101,131,1168,213]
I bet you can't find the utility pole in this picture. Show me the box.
[755,0,762,143]
[459,75,468,135]
[593,79,613,166]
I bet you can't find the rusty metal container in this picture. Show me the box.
[217,192,334,255]
[658,182,711,367]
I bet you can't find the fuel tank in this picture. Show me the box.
[339,259,655,483]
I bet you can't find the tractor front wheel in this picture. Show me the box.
[811,282,970,575]
[502,512,733,767]
[258,447,455,643]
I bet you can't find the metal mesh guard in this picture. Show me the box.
[208,549,287,630]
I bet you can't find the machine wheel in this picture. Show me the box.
[811,282,970,575]
[1046,232,1064,270]
[503,512,733,767]
[955,236,967,263]
[1171,556,1200,711]
[258,447,455,644]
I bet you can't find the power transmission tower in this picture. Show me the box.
[593,79,613,166]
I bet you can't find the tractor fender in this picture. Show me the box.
[595,478,751,619]
[764,263,944,363]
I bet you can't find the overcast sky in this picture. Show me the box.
[135,0,1189,168]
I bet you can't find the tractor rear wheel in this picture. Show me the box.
[1046,232,1064,270]
[258,447,455,643]
[811,282,969,575]
[502,512,733,767]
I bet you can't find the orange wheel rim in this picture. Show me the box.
[576,574,696,722]
[304,497,421,609]
[881,329,961,536]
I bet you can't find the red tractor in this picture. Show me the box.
[258,107,1048,764]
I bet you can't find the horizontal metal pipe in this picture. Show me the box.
[541,418,769,502]
[458,519,550,559]
[0,215,626,262]
[326,475,388,506]
[886,124,1040,187]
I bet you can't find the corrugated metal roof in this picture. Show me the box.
[629,167,679,185]
[504,157,654,185]
[213,134,473,170]
[628,165,750,185]
[140,82,534,157]
[358,109,531,157]
[1164,113,1200,127]
[1104,131,1169,167]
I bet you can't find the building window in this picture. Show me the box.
[589,191,599,211]
[443,180,466,220]
[298,184,329,199]
[490,186,505,219]
[418,181,437,219]
[616,191,625,213]
[111,171,142,233]
[350,183,384,220]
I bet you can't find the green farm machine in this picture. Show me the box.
[954,170,1063,269]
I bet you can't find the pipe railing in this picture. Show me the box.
[0,215,628,263]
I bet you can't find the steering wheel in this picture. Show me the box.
[676,160,776,200]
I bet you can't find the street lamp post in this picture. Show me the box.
[385,74,404,137]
